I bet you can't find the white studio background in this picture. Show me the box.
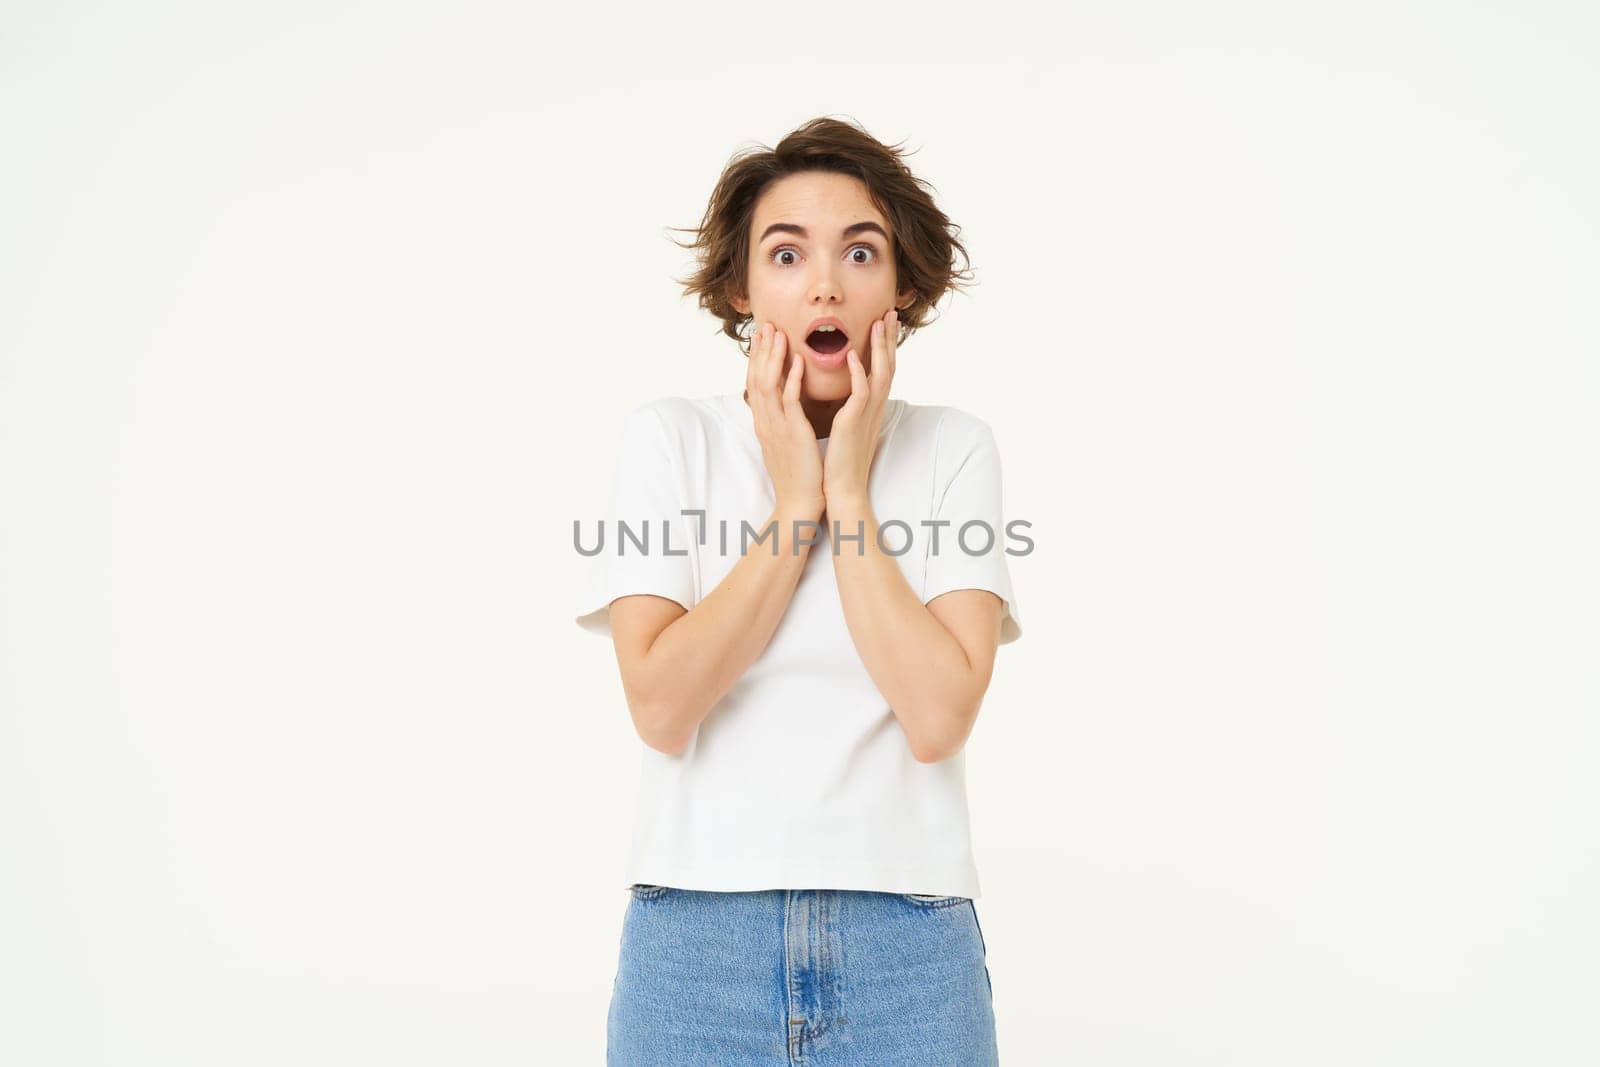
[2,3,1595,1064]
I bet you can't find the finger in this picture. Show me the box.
[782,336,805,410]
[761,329,787,394]
[862,325,884,425]
[757,324,784,395]
[746,321,764,395]
[867,319,887,395]
[884,310,898,376]
[874,313,895,375]
[754,322,779,399]
[750,323,781,426]
[843,347,869,413]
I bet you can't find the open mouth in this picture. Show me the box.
[806,328,849,355]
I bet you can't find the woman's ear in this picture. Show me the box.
[896,288,917,312]
[727,286,750,316]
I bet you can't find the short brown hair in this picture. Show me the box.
[668,116,976,353]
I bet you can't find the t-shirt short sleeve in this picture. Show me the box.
[920,413,1023,645]
[575,402,696,637]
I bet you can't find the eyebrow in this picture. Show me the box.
[757,221,889,245]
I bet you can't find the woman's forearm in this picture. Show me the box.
[826,494,983,762]
[635,503,821,754]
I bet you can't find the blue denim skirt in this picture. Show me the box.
[607,885,998,1065]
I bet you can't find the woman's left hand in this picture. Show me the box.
[823,307,897,508]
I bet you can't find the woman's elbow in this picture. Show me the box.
[909,699,983,763]
[629,698,694,757]
[911,728,968,763]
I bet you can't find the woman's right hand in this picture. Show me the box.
[746,322,824,518]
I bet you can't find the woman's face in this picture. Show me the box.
[730,171,915,403]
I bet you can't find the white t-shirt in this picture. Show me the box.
[575,391,1022,899]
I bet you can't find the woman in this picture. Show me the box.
[576,117,1023,1065]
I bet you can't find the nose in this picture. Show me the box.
[807,263,843,304]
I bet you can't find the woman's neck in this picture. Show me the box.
[743,389,848,440]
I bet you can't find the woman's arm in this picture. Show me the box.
[610,501,821,756]
[827,493,1004,763]
[819,314,1009,762]
[606,324,827,756]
